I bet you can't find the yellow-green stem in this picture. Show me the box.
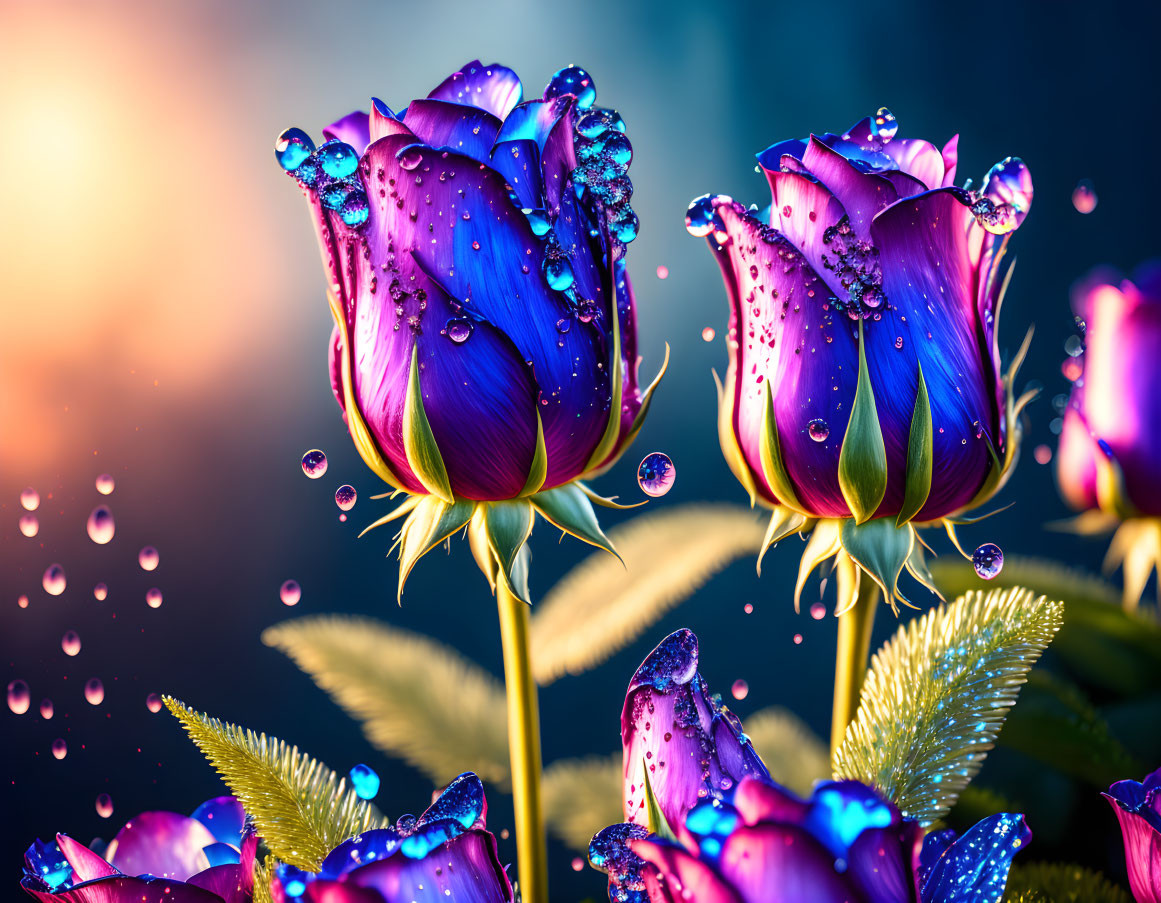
[496,577,548,903]
[830,582,879,757]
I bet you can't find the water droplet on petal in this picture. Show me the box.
[807,419,830,442]
[86,506,115,545]
[20,487,40,511]
[19,514,38,538]
[280,580,301,606]
[543,257,575,292]
[335,485,357,511]
[138,547,159,571]
[95,474,115,495]
[339,189,369,227]
[274,127,315,172]
[145,588,163,608]
[96,794,114,819]
[84,678,104,706]
[8,680,30,714]
[974,157,1033,234]
[318,140,359,179]
[701,326,716,342]
[43,565,66,596]
[685,194,728,238]
[301,449,328,479]
[146,693,163,713]
[1071,179,1097,214]
[972,543,1004,579]
[545,65,596,109]
[61,631,81,656]
[445,318,474,343]
[523,208,551,236]
[349,764,380,800]
[39,698,53,719]
[51,738,67,760]
[398,147,424,171]
[637,453,676,497]
[731,679,749,700]
[93,583,108,601]
[873,107,898,142]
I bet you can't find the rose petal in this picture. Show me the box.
[21,874,225,903]
[400,99,501,165]
[105,811,216,881]
[882,139,945,192]
[427,61,522,121]
[919,813,1030,903]
[802,136,899,237]
[716,823,858,903]
[190,797,246,847]
[324,111,371,156]
[55,836,117,884]
[631,839,744,903]
[344,830,511,903]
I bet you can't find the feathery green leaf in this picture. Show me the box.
[832,587,1063,825]
[163,697,388,870]
[262,616,509,789]
[1002,863,1131,903]
[531,504,766,684]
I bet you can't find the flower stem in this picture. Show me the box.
[830,582,879,757]
[495,577,548,903]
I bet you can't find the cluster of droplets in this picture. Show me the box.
[588,823,650,903]
[968,157,1033,236]
[275,128,370,227]
[820,217,886,319]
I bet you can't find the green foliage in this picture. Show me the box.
[1002,862,1131,902]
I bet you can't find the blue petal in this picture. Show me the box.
[803,781,897,860]
[919,813,1030,903]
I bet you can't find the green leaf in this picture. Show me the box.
[532,483,618,557]
[897,365,933,526]
[518,411,549,497]
[832,587,1063,826]
[757,507,810,577]
[530,505,766,684]
[928,555,1161,695]
[838,321,887,524]
[741,706,829,795]
[839,517,916,610]
[759,381,803,510]
[642,762,677,840]
[542,755,624,852]
[163,696,388,870]
[403,344,453,503]
[583,267,624,472]
[396,496,475,600]
[794,519,842,612]
[261,616,510,790]
[483,500,535,602]
[1002,863,1131,903]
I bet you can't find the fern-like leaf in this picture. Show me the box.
[741,706,829,796]
[262,616,509,788]
[1002,863,1131,903]
[832,587,1063,825]
[542,754,624,852]
[163,697,388,870]
[530,504,766,684]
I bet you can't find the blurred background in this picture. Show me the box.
[2,0,1159,896]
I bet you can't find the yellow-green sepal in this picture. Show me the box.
[518,411,549,497]
[396,495,475,601]
[904,540,944,601]
[838,322,887,524]
[714,368,759,507]
[468,506,498,592]
[358,495,422,538]
[483,500,536,605]
[757,506,810,576]
[897,365,933,527]
[577,483,647,510]
[585,344,671,480]
[795,519,842,612]
[531,483,618,559]
[583,278,624,473]
[403,344,454,503]
[641,760,677,841]
[760,380,805,513]
[839,517,916,613]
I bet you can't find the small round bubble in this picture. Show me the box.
[61,631,81,656]
[445,317,474,343]
[7,680,30,715]
[17,595,29,609]
[40,698,53,719]
[84,678,104,706]
[87,506,115,545]
[145,588,163,608]
[972,543,1004,580]
[873,107,898,142]
[656,265,669,280]
[19,514,38,538]
[1072,179,1097,214]
[51,738,67,760]
[274,127,315,172]
[731,679,749,701]
[302,449,328,479]
[96,474,115,495]
[335,485,357,511]
[349,763,381,800]
[94,583,108,601]
[43,564,66,595]
[685,194,725,238]
[146,693,163,713]
[280,580,301,606]
[810,602,827,620]
[1034,444,1052,465]
[807,419,830,442]
[96,794,114,819]
[637,452,676,497]
[701,326,716,342]
[139,546,159,571]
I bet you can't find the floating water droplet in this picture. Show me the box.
[51,738,67,760]
[84,678,104,706]
[974,157,1032,234]
[523,208,551,236]
[701,326,716,342]
[571,857,584,872]
[335,485,357,511]
[807,419,830,442]
[685,194,727,238]
[793,633,803,645]
[43,565,66,596]
[146,693,162,713]
[280,580,301,606]
[445,317,474,343]
[1062,357,1083,382]
[20,487,40,511]
[145,588,163,608]
[138,546,159,571]
[743,602,754,614]
[398,147,424,171]
[1034,444,1052,465]
[873,107,898,142]
[96,794,114,819]
[95,474,115,495]
[1071,179,1097,214]
[40,698,53,719]
[543,257,575,291]
[19,514,38,538]
[637,452,676,497]
[93,583,108,601]
[274,127,315,172]
[349,763,380,800]
[86,506,115,545]
[339,513,348,523]
[545,65,596,109]
[972,543,1004,580]
[1064,335,1083,357]
[731,679,749,700]
[656,265,669,280]
[8,680,30,714]
[340,189,369,227]
[302,449,328,478]
[318,141,359,179]
[810,602,827,620]
[62,630,81,656]
[17,595,29,609]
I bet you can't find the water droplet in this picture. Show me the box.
[1071,179,1097,214]
[335,485,357,511]
[51,738,67,760]
[8,680,30,714]
[86,506,115,545]
[873,107,898,142]
[545,65,596,109]
[543,256,575,291]
[611,209,639,243]
[571,857,584,872]
[349,763,380,800]
[1064,335,1083,357]
[19,514,38,538]
[302,449,328,478]
[972,543,1004,580]
[701,326,716,342]
[84,678,104,706]
[17,595,29,609]
[146,693,163,713]
[731,679,749,700]
[398,147,424,171]
[138,546,159,571]
[96,794,114,819]
[974,157,1032,234]
[318,141,359,179]
[145,588,163,608]
[280,580,301,606]
[340,189,369,227]
[637,452,676,497]
[743,602,754,614]
[1034,444,1052,465]
[1062,358,1083,382]
[793,633,803,645]
[61,631,82,660]
[685,194,728,238]
[810,602,827,620]
[39,698,53,719]
[43,565,66,596]
[274,127,315,172]
[20,487,40,511]
[95,474,115,495]
[523,208,551,236]
[656,265,669,280]
[807,419,830,442]
[445,317,474,343]
[93,583,108,601]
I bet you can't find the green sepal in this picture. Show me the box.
[945,503,1014,526]
[642,760,677,841]
[714,368,759,507]
[760,381,804,512]
[943,519,970,559]
[583,269,625,473]
[904,540,944,601]
[532,483,619,559]
[403,345,454,503]
[839,517,915,613]
[897,365,933,526]
[519,411,549,497]
[483,500,536,605]
[506,544,532,605]
[397,496,475,601]
[358,495,421,538]
[838,322,888,524]
[1095,445,1138,520]
[757,506,809,576]
[586,344,671,479]
[578,482,647,510]
[794,519,842,613]
[468,506,497,592]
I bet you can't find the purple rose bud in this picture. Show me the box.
[1106,766,1161,903]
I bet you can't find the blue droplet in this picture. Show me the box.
[543,256,575,292]
[340,189,369,227]
[318,140,359,179]
[545,65,597,109]
[602,132,633,167]
[523,208,552,237]
[685,194,728,238]
[444,317,473,343]
[575,107,625,139]
[319,178,353,210]
[972,543,1004,580]
[974,156,1033,235]
[637,452,675,497]
[349,763,380,800]
[418,773,486,831]
[612,210,639,243]
[275,127,315,172]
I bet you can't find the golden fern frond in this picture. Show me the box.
[542,754,624,852]
[163,697,388,871]
[1002,863,1131,903]
[832,587,1063,826]
[262,616,509,789]
[742,706,829,795]
[530,505,766,684]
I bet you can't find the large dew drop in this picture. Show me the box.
[873,107,898,142]
[7,680,30,715]
[274,127,315,172]
[51,738,67,760]
[62,631,81,656]
[444,317,474,344]
[349,764,380,800]
[637,453,676,497]
[96,794,114,819]
[146,693,163,713]
[43,564,66,596]
[84,678,105,706]
[972,543,1004,580]
[95,474,115,495]
[19,514,38,538]
[86,506,115,545]
[145,588,163,608]
[20,487,40,511]
[545,65,596,109]
[807,419,830,442]
[334,485,357,511]
[685,194,728,238]
[301,449,328,479]
[280,580,301,606]
[974,157,1032,235]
